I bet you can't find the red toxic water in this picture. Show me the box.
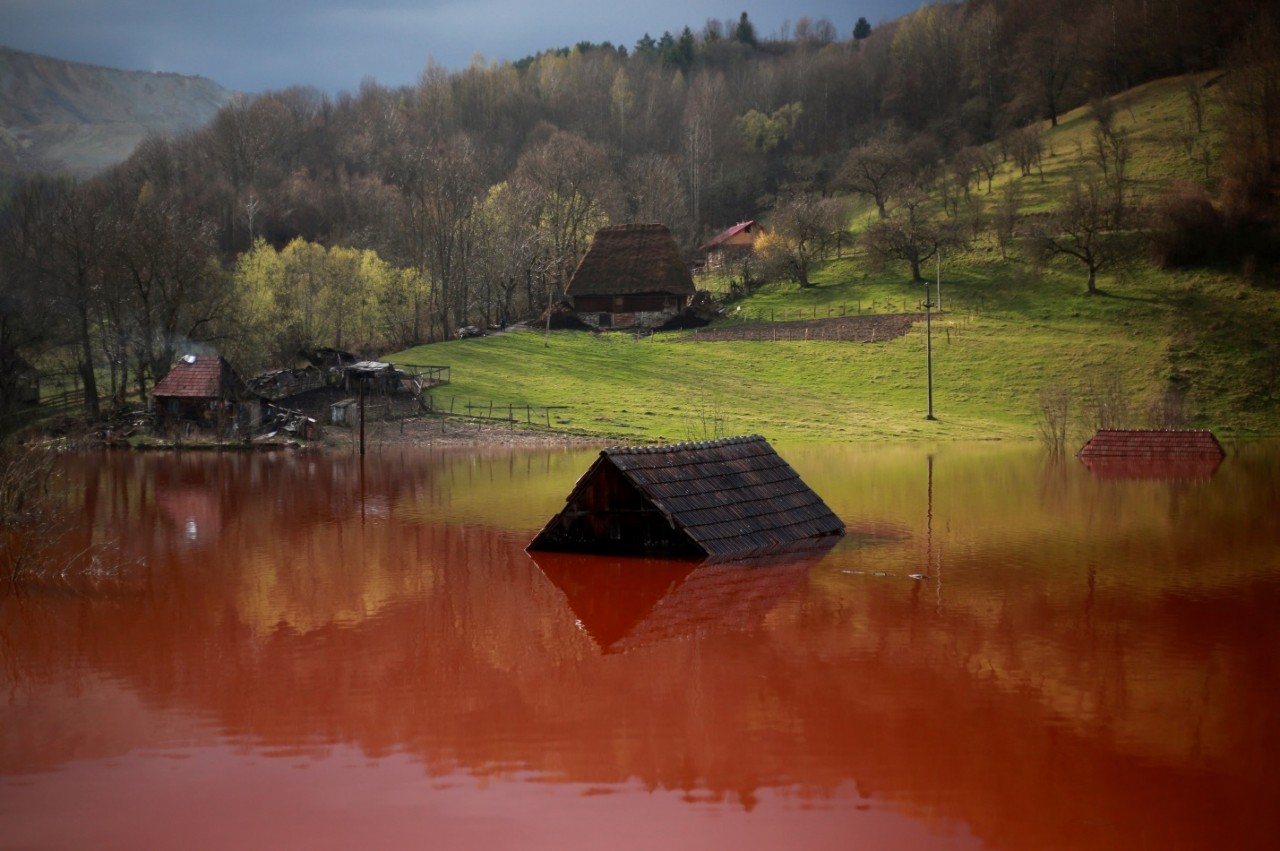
[2,443,1278,850]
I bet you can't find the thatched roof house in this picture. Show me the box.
[565,223,695,329]
[1077,428,1225,479]
[528,434,845,561]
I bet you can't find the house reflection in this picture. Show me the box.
[530,546,833,655]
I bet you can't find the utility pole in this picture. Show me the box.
[936,249,943,312]
[925,262,936,421]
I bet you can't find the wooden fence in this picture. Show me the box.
[398,364,451,387]
[424,395,569,428]
[721,300,925,324]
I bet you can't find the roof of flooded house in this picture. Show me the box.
[698,220,758,252]
[151,355,244,399]
[528,434,845,561]
[565,223,695,298]
[1077,429,1225,458]
[1077,429,1225,480]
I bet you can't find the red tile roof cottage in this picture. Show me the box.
[565,223,695,330]
[698,220,762,269]
[151,355,262,438]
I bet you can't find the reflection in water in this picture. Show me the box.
[2,443,1279,850]
[531,544,839,655]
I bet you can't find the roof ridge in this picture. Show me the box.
[604,434,765,456]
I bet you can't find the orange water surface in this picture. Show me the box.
[2,442,1278,850]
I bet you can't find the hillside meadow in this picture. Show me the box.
[388,75,1280,446]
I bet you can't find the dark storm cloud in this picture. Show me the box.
[1,1,926,94]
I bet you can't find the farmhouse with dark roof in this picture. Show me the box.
[565,223,695,330]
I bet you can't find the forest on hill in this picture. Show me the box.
[1,0,1277,422]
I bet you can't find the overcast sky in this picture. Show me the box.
[2,1,930,95]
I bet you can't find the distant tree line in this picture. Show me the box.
[1,0,1275,419]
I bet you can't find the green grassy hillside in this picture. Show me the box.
[388,74,1279,445]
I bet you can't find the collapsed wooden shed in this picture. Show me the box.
[527,435,845,561]
[1077,428,1225,479]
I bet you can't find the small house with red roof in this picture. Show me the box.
[698,220,762,270]
[151,355,262,437]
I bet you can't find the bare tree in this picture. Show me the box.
[623,154,690,239]
[993,181,1022,260]
[838,129,913,219]
[1008,125,1044,178]
[1013,2,1080,128]
[841,129,941,229]
[105,175,230,393]
[3,177,109,420]
[1218,10,1280,219]
[756,188,847,287]
[1037,385,1071,455]
[1091,97,1132,221]
[1035,180,1125,295]
[509,128,621,298]
[864,183,958,282]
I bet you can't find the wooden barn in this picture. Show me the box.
[698,220,761,269]
[1077,428,1225,479]
[151,355,262,437]
[565,223,695,329]
[527,434,846,561]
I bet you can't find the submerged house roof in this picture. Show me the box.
[152,355,249,400]
[528,434,845,561]
[565,223,696,298]
[1077,429,1225,479]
